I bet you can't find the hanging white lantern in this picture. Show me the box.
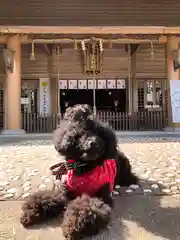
[81,41,86,51]
[99,39,103,52]
[3,48,15,73]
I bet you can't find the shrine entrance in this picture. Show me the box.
[59,79,126,115]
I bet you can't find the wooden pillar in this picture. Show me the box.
[166,35,180,131]
[2,35,25,134]
[127,44,133,113]
[131,50,138,112]
[51,78,58,114]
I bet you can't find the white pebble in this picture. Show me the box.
[169,166,176,170]
[172,162,178,166]
[44,178,51,183]
[162,189,171,194]
[115,185,121,190]
[23,186,31,192]
[4,193,14,199]
[22,193,30,199]
[148,178,156,182]
[130,184,139,189]
[39,184,46,189]
[151,184,159,189]
[7,188,17,194]
[28,173,36,177]
[0,187,4,191]
[23,182,31,187]
[13,176,20,181]
[171,186,178,191]
[143,189,152,193]
[125,189,133,194]
[112,191,120,196]
[0,182,8,187]
[158,181,164,184]
[166,173,174,177]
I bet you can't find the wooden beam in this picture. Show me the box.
[0,26,167,35]
[0,26,179,35]
[43,44,52,56]
[0,35,30,44]
[0,34,167,44]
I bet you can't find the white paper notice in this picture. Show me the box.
[170,80,180,123]
[117,79,126,89]
[88,79,96,89]
[59,80,68,89]
[68,80,78,89]
[78,80,87,89]
[98,79,106,89]
[107,79,116,89]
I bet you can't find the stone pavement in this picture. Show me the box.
[0,135,180,200]
[0,134,180,239]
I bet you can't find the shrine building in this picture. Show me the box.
[0,1,180,133]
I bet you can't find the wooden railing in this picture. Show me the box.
[97,111,167,131]
[21,111,168,133]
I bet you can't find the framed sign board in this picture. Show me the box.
[68,80,78,89]
[117,79,126,89]
[107,79,116,89]
[78,80,87,89]
[98,79,107,89]
[59,80,68,89]
[88,79,97,89]
[170,80,180,123]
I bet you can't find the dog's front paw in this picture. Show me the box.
[61,194,111,240]
[20,210,39,228]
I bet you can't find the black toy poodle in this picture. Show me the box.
[20,104,138,240]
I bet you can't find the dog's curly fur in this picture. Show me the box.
[20,104,138,239]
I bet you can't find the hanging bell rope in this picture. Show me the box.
[149,40,155,60]
[74,39,78,50]
[92,42,96,116]
[57,44,61,117]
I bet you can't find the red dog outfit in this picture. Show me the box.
[66,159,117,196]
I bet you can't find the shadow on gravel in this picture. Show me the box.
[22,180,180,240]
[88,179,180,240]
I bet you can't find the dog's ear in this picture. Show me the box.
[83,104,92,113]
[63,106,73,120]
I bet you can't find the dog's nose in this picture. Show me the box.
[89,141,96,148]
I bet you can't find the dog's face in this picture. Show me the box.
[53,104,105,163]
[78,133,105,162]
[63,104,93,122]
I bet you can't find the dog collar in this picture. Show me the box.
[67,159,88,170]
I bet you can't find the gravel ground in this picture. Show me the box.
[0,135,180,240]
[0,135,180,200]
[0,196,180,240]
